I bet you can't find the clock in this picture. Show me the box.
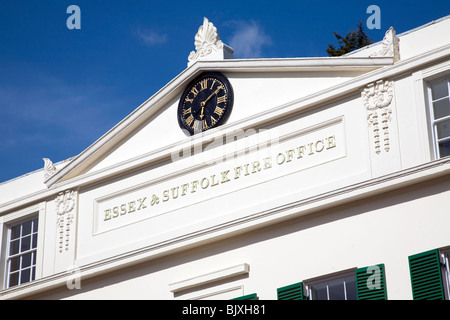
[178,72,233,135]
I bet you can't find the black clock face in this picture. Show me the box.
[178,72,233,135]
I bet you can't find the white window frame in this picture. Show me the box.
[440,248,450,300]
[304,268,356,300]
[0,203,45,290]
[427,76,450,159]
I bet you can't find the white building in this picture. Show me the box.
[1,16,450,300]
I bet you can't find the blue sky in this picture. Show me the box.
[0,1,449,183]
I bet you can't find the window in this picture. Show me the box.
[4,216,39,288]
[305,269,357,300]
[277,264,387,300]
[428,77,450,158]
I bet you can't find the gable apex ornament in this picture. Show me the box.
[370,27,400,62]
[43,158,57,181]
[188,17,234,67]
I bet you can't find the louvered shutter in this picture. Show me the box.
[408,249,445,300]
[355,264,387,300]
[277,282,305,300]
[233,293,258,300]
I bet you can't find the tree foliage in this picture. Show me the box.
[326,21,373,56]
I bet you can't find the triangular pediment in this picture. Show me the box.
[44,56,392,187]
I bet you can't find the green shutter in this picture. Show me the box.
[408,249,445,300]
[355,264,387,300]
[233,293,258,300]
[277,282,305,300]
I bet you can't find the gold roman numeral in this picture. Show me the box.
[185,114,194,126]
[217,95,226,104]
[190,87,199,97]
[210,116,218,126]
[182,107,191,116]
[199,79,208,91]
[214,106,224,117]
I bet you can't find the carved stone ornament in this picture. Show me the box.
[188,17,233,66]
[370,27,400,62]
[361,80,394,154]
[43,158,57,181]
[55,190,77,253]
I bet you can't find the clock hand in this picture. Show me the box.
[199,86,223,119]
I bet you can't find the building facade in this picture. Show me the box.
[1,16,450,300]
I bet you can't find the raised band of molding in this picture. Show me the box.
[43,158,57,181]
[370,27,400,62]
[188,17,234,67]
[169,263,249,293]
[361,80,394,154]
[55,189,77,253]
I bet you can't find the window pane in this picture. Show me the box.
[31,267,36,281]
[9,272,19,287]
[311,285,328,300]
[20,268,31,284]
[21,235,31,252]
[10,225,21,240]
[32,218,39,233]
[9,257,20,272]
[345,279,357,300]
[328,280,346,300]
[439,140,450,158]
[22,253,32,268]
[433,98,450,119]
[9,239,20,255]
[432,81,449,101]
[32,233,38,249]
[22,220,32,235]
[437,120,450,139]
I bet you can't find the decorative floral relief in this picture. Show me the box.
[361,80,394,154]
[188,17,224,62]
[55,190,77,253]
[370,27,400,62]
[43,158,57,181]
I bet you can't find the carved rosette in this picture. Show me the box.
[55,190,77,253]
[362,80,394,154]
[188,17,225,62]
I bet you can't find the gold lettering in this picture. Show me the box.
[244,163,250,176]
[326,135,336,149]
[120,203,127,215]
[137,198,147,210]
[128,201,136,213]
[315,140,324,152]
[113,206,119,218]
[252,161,261,173]
[276,152,285,165]
[286,149,295,162]
[181,183,189,196]
[221,170,231,183]
[296,146,306,159]
[202,119,208,131]
[201,177,210,189]
[163,190,169,202]
[171,187,179,199]
[185,96,194,104]
[210,116,218,126]
[191,180,199,193]
[210,79,217,89]
[104,209,112,221]
[263,157,272,170]
[307,143,314,155]
[211,174,219,187]
[234,166,242,179]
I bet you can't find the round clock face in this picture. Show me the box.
[178,72,233,135]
